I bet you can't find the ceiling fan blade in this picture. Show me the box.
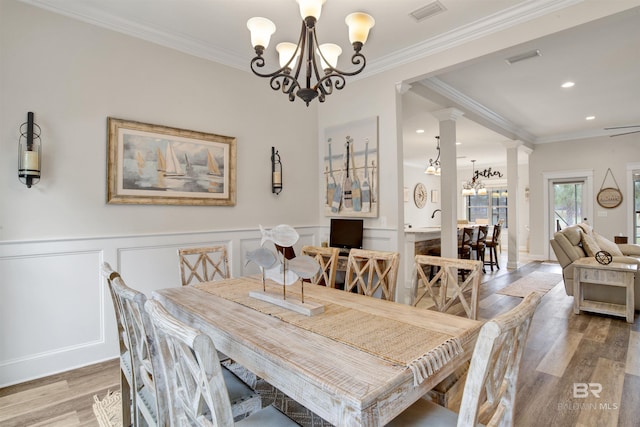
[605,125,640,130]
[610,130,640,137]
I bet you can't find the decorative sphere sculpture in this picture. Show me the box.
[595,250,612,265]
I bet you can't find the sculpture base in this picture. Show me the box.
[249,289,324,316]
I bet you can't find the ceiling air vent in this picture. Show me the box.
[505,49,542,65]
[410,1,446,22]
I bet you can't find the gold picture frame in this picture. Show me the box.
[107,118,236,206]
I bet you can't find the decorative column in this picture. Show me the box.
[431,108,464,259]
[503,140,531,269]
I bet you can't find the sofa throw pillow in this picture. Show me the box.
[594,232,623,256]
[581,232,601,257]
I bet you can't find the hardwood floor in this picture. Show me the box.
[0,359,119,426]
[1,255,638,427]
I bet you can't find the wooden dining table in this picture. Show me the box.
[153,276,482,426]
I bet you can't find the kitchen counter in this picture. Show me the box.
[404,226,441,234]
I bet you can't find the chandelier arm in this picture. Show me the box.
[316,73,346,95]
[318,51,367,77]
[269,74,299,97]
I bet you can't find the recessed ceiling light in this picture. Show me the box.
[561,81,575,88]
[416,129,425,133]
[585,116,595,121]
[455,142,462,145]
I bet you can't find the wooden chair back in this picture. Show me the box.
[101,263,164,426]
[144,298,236,426]
[102,263,134,427]
[301,245,340,287]
[345,249,399,301]
[458,292,542,426]
[413,255,483,320]
[490,223,502,242]
[274,244,296,260]
[179,246,229,286]
[475,225,488,247]
[458,227,474,259]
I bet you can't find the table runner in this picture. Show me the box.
[195,278,463,386]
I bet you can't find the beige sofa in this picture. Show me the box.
[550,223,640,307]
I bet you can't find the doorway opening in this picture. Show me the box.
[543,170,593,260]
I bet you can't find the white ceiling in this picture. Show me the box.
[22,0,640,169]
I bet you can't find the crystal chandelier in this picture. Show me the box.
[461,160,487,196]
[247,0,375,106]
[424,136,441,176]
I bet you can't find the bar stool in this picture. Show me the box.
[470,225,488,273]
[484,223,502,271]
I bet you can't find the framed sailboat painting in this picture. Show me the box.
[107,118,236,206]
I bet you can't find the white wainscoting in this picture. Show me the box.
[0,226,396,387]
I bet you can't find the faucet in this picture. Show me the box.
[431,209,441,219]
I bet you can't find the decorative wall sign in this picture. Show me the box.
[596,168,622,209]
[413,183,427,208]
[323,117,378,217]
[597,188,623,208]
[107,118,236,205]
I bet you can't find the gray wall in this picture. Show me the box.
[1,0,319,242]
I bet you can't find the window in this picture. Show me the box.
[467,188,508,227]
[634,173,640,244]
[553,180,584,230]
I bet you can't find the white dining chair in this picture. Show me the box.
[102,263,165,426]
[413,255,483,408]
[144,298,299,426]
[102,262,262,425]
[102,266,135,427]
[345,249,400,301]
[179,246,230,286]
[386,292,542,427]
[301,245,340,288]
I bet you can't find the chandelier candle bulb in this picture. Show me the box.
[345,13,375,46]
[297,0,325,20]
[277,42,299,68]
[247,17,276,50]
[318,43,342,70]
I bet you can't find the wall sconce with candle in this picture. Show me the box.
[18,112,42,188]
[271,146,282,194]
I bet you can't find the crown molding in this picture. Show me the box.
[420,77,537,144]
[20,0,249,71]
[361,0,583,78]
[22,0,582,77]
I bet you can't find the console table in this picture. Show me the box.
[573,258,637,323]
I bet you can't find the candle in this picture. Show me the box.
[23,151,39,173]
[273,171,282,185]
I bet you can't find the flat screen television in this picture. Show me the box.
[329,218,364,252]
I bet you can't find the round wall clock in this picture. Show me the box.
[413,183,427,208]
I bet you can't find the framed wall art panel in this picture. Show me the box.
[323,116,378,217]
[107,118,236,206]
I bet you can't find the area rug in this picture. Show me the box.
[92,390,122,427]
[496,271,562,298]
[93,371,331,427]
